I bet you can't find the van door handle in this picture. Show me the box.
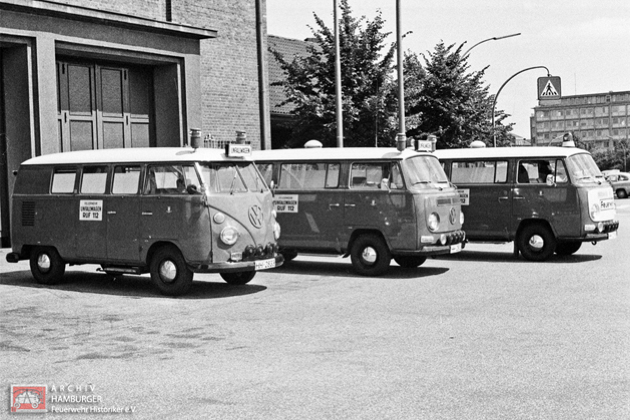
[142,211,153,216]
[344,203,356,208]
[513,196,525,200]
[498,196,509,202]
[329,203,340,209]
[107,211,117,215]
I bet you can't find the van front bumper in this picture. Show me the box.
[190,254,284,274]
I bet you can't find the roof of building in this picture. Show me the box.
[21,147,253,166]
[267,35,313,116]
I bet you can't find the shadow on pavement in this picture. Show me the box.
[276,259,450,279]
[435,250,603,264]
[0,269,267,299]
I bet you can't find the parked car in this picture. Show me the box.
[605,172,630,198]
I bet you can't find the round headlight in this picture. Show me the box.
[220,226,239,246]
[428,213,440,232]
[460,211,465,226]
[273,222,281,240]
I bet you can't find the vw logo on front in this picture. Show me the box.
[449,207,457,225]
[248,205,263,229]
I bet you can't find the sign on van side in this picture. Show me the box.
[79,200,103,221]
[457,189,470,206]
[273,195,298,213]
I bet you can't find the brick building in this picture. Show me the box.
[0,0,270,246]
[530,90,630,148]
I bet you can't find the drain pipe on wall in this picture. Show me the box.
[255,0,271,150]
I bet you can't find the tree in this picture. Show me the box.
[403,42,514,149]
[270,0,397,148]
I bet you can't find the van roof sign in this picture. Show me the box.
[414,140,433,152]
[226,143,252,158]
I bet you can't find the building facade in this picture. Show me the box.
[0,0,270,246]
[530,90,630,148]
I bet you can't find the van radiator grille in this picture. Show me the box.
[22,202,36,227]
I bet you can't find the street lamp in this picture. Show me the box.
[491,66,550,147]
[460,33,521,61]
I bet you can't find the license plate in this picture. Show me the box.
[608,231,617,240]
[255,258,276,270]
[450,243,462,253]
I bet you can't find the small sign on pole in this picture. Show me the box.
[538,76,561,100]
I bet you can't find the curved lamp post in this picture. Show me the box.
[461,33,521,61]
[491,66,550,147]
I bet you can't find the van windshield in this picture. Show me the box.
[565,153,605,184]
[403,156,449,186]
[199,162,267,193]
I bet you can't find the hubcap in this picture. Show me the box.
[159,260,178,283]
[37,254,51,273]
[361,246,378,264]
[528,235,544,251]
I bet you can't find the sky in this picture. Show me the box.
[266,0,630,139]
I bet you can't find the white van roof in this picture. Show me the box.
[434,146,590,160]
[253,147,433,161]
[21,147,251,166]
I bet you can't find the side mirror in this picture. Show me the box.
[380,178,390,192]
[546,174,555,186]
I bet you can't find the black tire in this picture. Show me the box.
[350,234,391,276]
[617,189,628,199]
[29,247,65,285]
[517,224,556,261]
[393,255,427,268]
[220,271,256,285]
[281,250,298,262]
[149,246,193,296]
[555,241,582,256]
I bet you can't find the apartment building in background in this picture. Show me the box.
[530,90,630,148]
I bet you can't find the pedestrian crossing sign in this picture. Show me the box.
[538,76,561,99]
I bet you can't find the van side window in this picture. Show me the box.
[80,166,108,194]
[451,161,508,184]
[112,165,141,194]
[51,168,77,193]
[519,159,564,184]
[351,162,393,189]
[326,163,340,188]
[279,163,335,190]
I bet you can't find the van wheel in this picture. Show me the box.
[517,224,556,261]
[150,246,193,296]
[350,234,391,276]
[555,241,582,256]
[394,256,427,268]
[220,271,256,285]
[29,247,65,285]
[617,189,627,199]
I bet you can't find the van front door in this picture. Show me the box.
[513,159,575,236]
